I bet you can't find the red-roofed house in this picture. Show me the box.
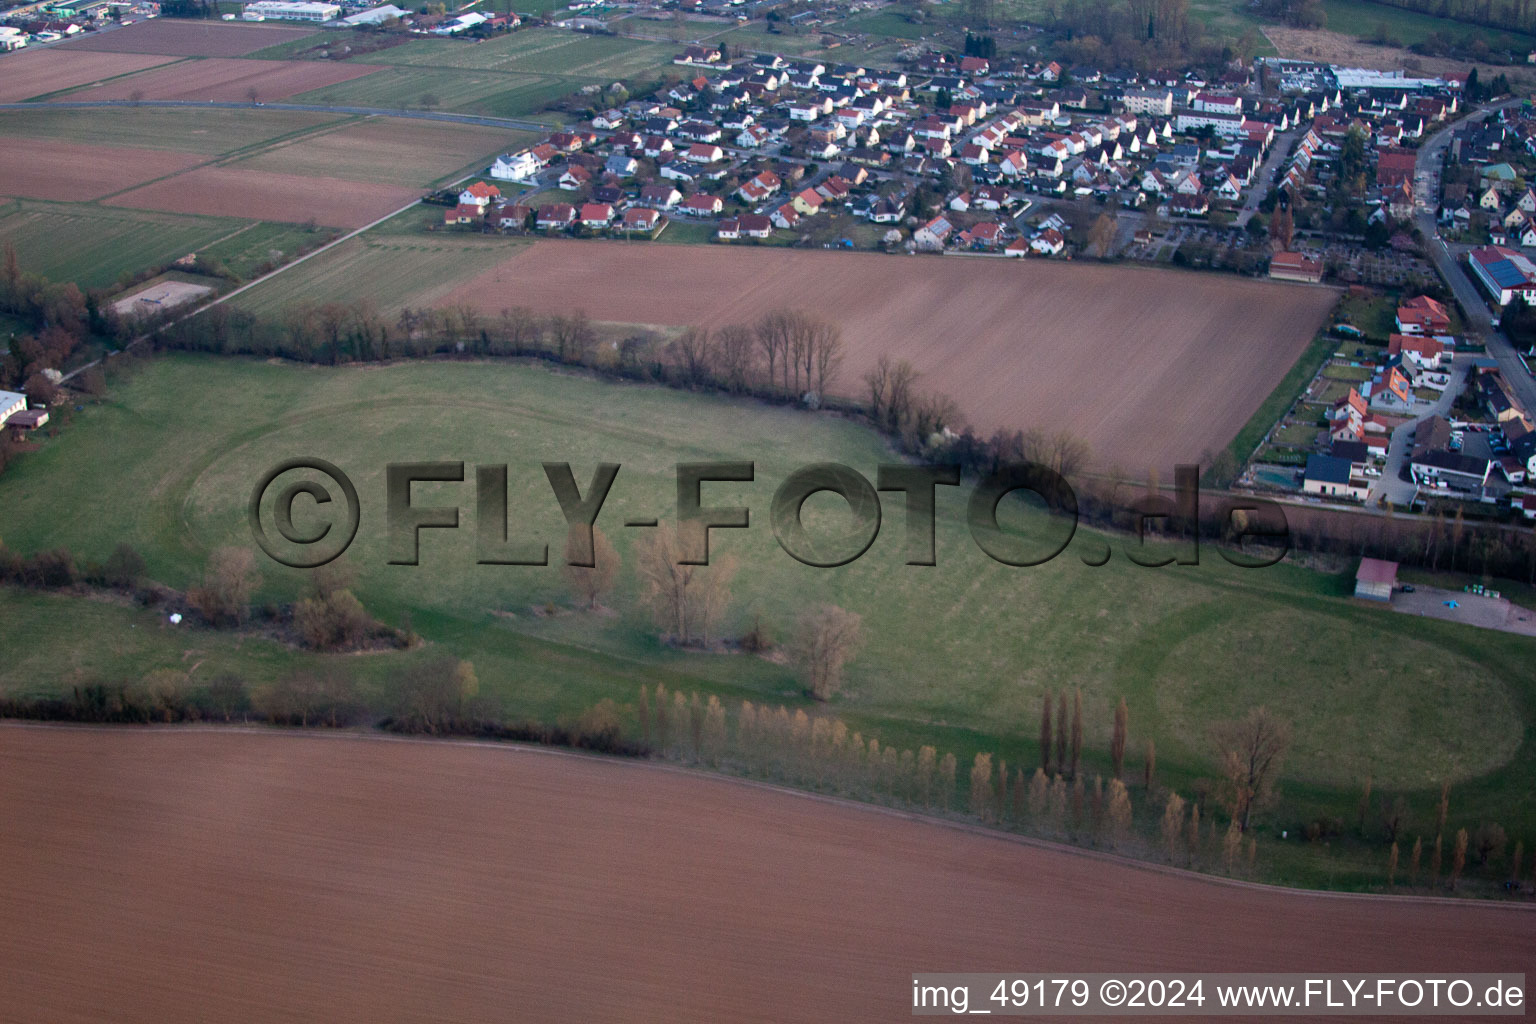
[536,203,577,229]
[622,207,663,234]
[957,221,1004,248]
[458,181,501,207]
[1395,295,1450,334]
[1376,148,1417,188]
[790,188,823,215]
[682,193,723,216]
[1387,333,1447,368]
[579,202,613,227]
[1269,251,1324,283]
[1029,228,1065,255]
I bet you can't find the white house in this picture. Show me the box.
[789,99,831,121]
[490,151,542,182]
[913,215,952,250]
[1029,228,1065,255]
[0,390,27,428]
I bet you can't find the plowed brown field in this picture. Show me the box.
[0,138,206,201]
[0,48,176,102]
[0,729,1529,1023]
[57,19,316,57]
[53,57,383,102]
[444,241,1339,472]
[105,166,419,228]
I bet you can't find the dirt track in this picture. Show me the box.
[444,241,1339,472]
[1,728,1529,1023]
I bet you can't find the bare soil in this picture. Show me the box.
[57,19,317,57]
[444,241,1341,472]
[0,48,176,102]
[0,729,1529,1023]
[0,138,206,201]
[105,165,420,228]
[53,57,383,102]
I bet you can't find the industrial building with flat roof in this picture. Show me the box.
[242,1,338,20]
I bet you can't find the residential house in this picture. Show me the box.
[558,165,592,190]
[913,215,953,250]
[1395,295,1451,334]
[458,182,501,208]
[1269,251,1324,283]
[640,184,682,208]
[621,207,663,234]
[1303,453,1369,501]
[578,203,613,228]
[536,203,576,229]
[1029,228,1066,255]
[681,193,723,216]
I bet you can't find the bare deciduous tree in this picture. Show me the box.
[1069,688,1084,779]
[1212,707,1292,832]
[715,322,757,392]
[1161,791,1186,862]
[792,603,864,700]
[1450,827,1469,890]
[564,525,620,610]
[635,523,736,646]
[669,326,717,386]
[970,752,994,820]
[548,310,596,363]
[1110,696,1128,778]
[1106,778,1132,847]
[188,546,258,626]
[1039,689,1054,775]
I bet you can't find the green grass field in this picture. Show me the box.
[357,29,674,78]
[1317,0,1536,51]
[284,29,681,119]
[0,354,1531,828]
[0,201,250,291]
[230,231,526,315]
[0,107,499,288]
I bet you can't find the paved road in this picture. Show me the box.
[1414,97,1536,415]
[1235,126,1296,229]
[1368,355,1470,506]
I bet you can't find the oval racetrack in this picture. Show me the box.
[1,727,1530,1022]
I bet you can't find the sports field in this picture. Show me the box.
[4,729,1531,1023]
[436,242,1341,472]
[0,355,1529,823]
[57,18,317,56]
[0,48,178,102]
[52,56,384,103]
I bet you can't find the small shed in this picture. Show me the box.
[1355,558,1398,602]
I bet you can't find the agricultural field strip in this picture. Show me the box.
[85,113,371,205]
[15,56,199,103]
